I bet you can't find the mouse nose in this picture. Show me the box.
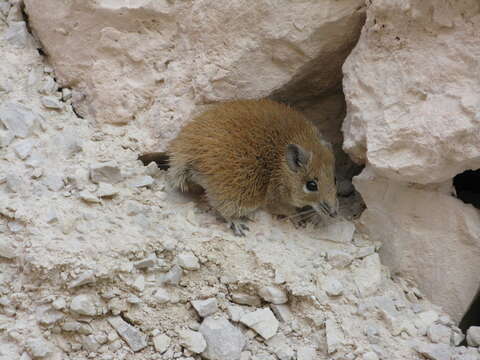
[319,201,338,218]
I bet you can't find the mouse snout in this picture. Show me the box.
[317,201,338,218]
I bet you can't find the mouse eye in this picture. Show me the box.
[306,180,318,192]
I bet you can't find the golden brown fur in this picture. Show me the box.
[142,99,337,235]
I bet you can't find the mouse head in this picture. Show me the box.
[284,143,338,218]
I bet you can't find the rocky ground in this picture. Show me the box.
[0,1,480,360]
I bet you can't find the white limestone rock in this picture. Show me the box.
[258,286,288,305]
[3,21,34,47]
[240,308,279,340]
[96,183,118,198]
[427,324,452,344]
[325,317,344,354]
[153,334,171,354]
[179,329,207,354]
[342,0,480,184]
[191,298,218,318]
[296,346,316,360]
[90,161,122,184]
[324,277,344,297]
[41,96,63,110]
[70,294,103,316]
[0,238,16,259]
[353,253,382,298]
[266,334,294,360]
[467,326,480,347]
[107,316,148,352]
[354,168,480,323]
[199,317,246,360]
[25,337,53,359]
[414,342,453,360]
[269,304,292,323]
[24,0,364,127]
[231,293,261,307]
[0,102,43,138]
[177,251,200,270]
[13,139,35,159]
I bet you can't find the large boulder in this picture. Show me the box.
[354,167,480,323]
[24,0,365,137]
[342,0,480,184]
[343,0,480,323]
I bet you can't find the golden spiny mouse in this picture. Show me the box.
[139,99,338,236]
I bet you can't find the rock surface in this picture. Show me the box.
[354,168,480,323]
[199,317,246,360]
[342,0,480,184]
[24,0,365,138]
[0,1,474,360]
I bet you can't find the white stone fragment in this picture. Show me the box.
[415,310,440,335]
[130,175,154,188]
[153,334,171,354]
[240,308,279,340]
[177,251,200,270]
[427,324,452,344]
[13,139,35,159]
[82,334,100,352]
[258,286,288,305]
[161,265,183,286]
[266,334,294,360]
[134,254,157,269]
[325,317,344,354]
[191,298,218,318]
[269,304,292,323]
[227,305,244,322]
[231,293,261,307]
[199,317,246,360]
[39,77,57,95]
[107,316,148,352]
[296,346,316,360]
[0,130,14,147]
[43,174,64,191]
[362,352,379,360]
[324,277,344,297]
[37,308,64,325]
[70,294,100,316]
[41,96,64,110]
[25,337,52,359]
[79,190,101,203]
[145,161,161,176]
[90,161,122,184]
[0,239,16,259]
[414,343,453,360]
[467,326,480,347]
[68,270,96,288]
[153,288,170,304]
[0,102,42,138]
[62,88,72,101]
[327,250,354,268]
[179,329,207,354]
[132,275,145,292]
[4,21,32,47]
[52,297,66,310]
[353,254,382,297]
[19,353,31,360]
[452,329,465,346]
[96,182,118,198]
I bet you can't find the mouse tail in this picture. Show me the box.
[138,152,170,170]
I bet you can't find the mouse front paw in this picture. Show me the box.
[230,221,249,237]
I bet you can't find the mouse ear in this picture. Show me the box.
[286,144,310,172]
